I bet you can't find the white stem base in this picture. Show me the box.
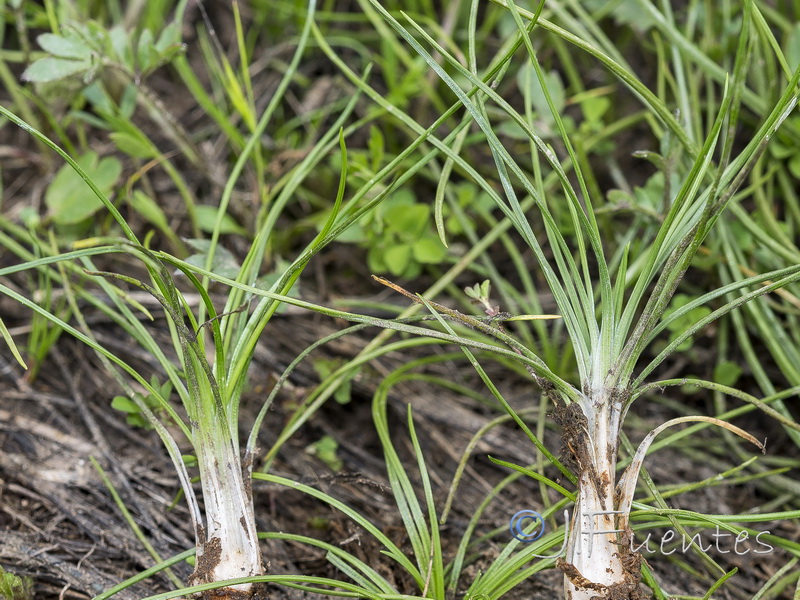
[556,399,643,600]
[190,437,264,596]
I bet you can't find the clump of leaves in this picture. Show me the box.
[22,23,183,85]
[504,64,611,146]
[350,189,448,278]
[340,182,497,278]
[605,171,668,222]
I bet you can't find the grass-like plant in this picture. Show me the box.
[0,1,381,595]
[351,1,800,597]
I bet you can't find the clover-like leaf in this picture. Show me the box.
[714,361,743,387]
[663,294,712,351]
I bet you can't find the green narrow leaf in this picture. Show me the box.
[0,317,28,369]
[405,405,445,598]
[315,129,348,241]
[488,456,574,499]
[108,25,133,66]
[702,568,738,600]
[155,22,182,53]
[416,295,577,480]
[110,131,155,159]
[433,116,470,248]
[253,472,422,584]
[129,190,169,230]
[372,376,430,588]
[787,23,800,71]
[137,29,158,72]
[612,242,629,327]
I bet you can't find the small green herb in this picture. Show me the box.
[112,376,172,429]
[306,435,343,471]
